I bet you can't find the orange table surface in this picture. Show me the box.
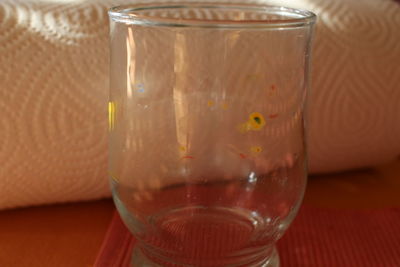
[1,159,399,267]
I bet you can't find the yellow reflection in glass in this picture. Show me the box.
[238,112,266,133]
[251,146,262,153]
[108,101,116,131]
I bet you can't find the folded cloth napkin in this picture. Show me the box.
[0,0,399,209]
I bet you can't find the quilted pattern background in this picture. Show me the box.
[0,0,399,209]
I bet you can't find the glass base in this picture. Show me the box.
[131,245,280,267]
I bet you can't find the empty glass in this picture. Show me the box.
[108,3,315,266]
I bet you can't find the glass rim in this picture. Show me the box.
[108,3,316,29]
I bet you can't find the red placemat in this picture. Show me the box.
[94,206,400,267]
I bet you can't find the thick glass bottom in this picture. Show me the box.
[115,203,286,267]
[131,245,280,267]
[117,205,284,267]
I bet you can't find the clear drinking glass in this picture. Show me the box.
[108,3,315,266]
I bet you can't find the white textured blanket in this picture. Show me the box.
[0,0,399,209]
